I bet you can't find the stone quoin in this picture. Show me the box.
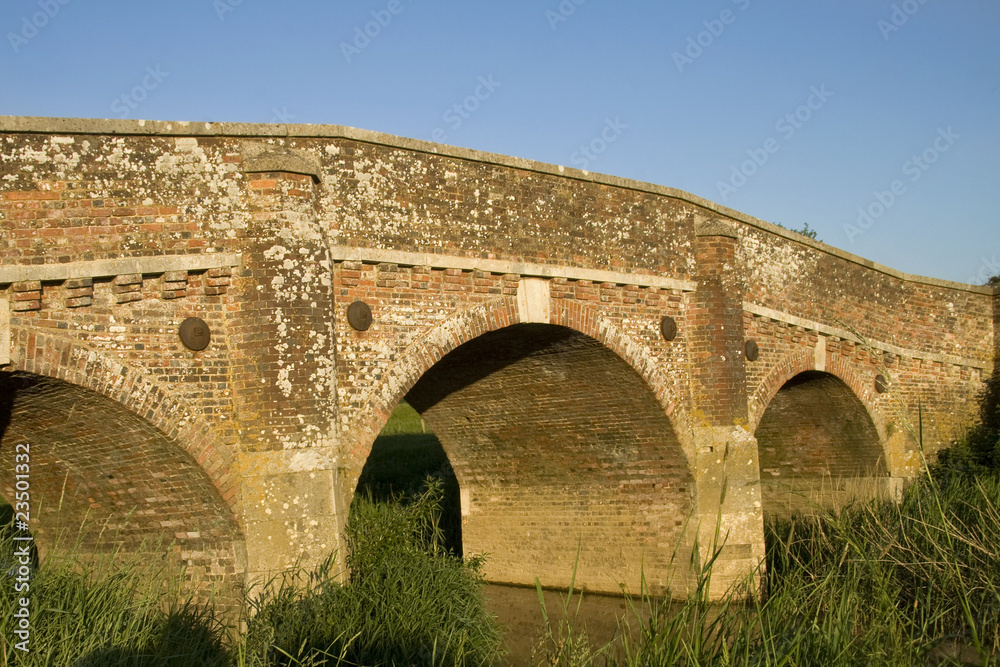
[0,116,996,601]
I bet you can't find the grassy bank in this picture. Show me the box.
[3,471,999,665]
[0,482,500,667]
[4,391,999,665]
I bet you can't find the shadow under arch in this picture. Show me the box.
[754,370,889,518]
[347,298,696,473]
[354,320,696,595]
[4,332,241,517]
[354,401,463,557]
[0,370,245,601]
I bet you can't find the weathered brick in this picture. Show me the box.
[0,118,993,604]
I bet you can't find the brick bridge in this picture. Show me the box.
[1,117,996,599]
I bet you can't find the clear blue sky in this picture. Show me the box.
[1,0,997,284]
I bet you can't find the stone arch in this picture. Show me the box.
[1,330,246,598]
[6,329,240,515]
[753,365,890,517]
[749,345,891,446]
[348,297,695,594]
[343,296,522,474]
[347,296,695,473]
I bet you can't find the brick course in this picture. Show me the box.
[0,117,995,598]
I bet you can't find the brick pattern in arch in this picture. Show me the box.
[342,297,521,474]
[755,370,888,517]
[748,339,889,445]
[399,322,695,593]
[0,371,245,600]
[7,327,241,518]
[345,295,695,474]
[550,298,694,450]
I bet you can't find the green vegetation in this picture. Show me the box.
[1,483,500,667]
[530,471,1000,666]
[243,480,501,666]
[773,222,820,241]
[356,400,463,555]
[0,533,230,666]
[5,395,1000,665]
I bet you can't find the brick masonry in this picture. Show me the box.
[0,117,996,599]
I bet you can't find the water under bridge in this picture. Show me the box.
[0,116,996,599]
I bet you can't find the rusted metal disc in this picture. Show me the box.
[745,339,759,362]
[347,300,373,331]
[660,316,678,341]
[875,374,889,393]
[179,317,211,351]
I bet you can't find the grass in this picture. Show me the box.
[5,392,1000,665]
[5,474,999,666]
[242,480,502,666]
[527,472,1000,666]
[0,481,501,667]
[0,529,231,666]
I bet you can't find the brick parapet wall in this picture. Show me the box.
[739,225,992,369]
[1,118,995,596]
[321,138,698,283]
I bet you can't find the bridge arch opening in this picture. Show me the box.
[353,400,462,556]
[355,322,695,594]
[0,371,244,600]
[755,370,888,517]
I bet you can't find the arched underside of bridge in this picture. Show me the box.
[0,371,244,598]
[376,323,696,595]
[755,371,888,518]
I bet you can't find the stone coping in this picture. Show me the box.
[744,302,988,370]
[0,115,996,297]
[328,245,697,292]
[0,253,242,285]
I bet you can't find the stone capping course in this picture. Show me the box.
[1,115,995,298]
[0,253,242,285]
[745,301,988,370]
[329,245,697,292]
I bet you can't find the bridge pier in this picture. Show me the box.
[0,117,993,607]
[227,160,344,586]
[687,217,766,596]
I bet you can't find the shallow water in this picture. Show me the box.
[484,583,647,666]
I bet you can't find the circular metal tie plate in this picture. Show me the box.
[179,317,211,351]
[347,300,373,331]
[660,316,678,341]
[875,374,889,393]
[745,339,759,362]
